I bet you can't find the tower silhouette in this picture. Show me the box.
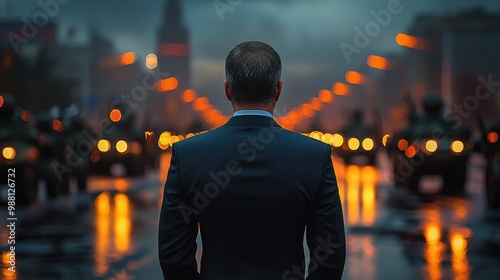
[156,0,195,133]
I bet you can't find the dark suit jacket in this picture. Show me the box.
[159,115,345,280]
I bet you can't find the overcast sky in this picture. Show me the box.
[2,0,500,116]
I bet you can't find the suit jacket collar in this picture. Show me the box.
[224,115,281,127]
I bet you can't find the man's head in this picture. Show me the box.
[225,41,282,112]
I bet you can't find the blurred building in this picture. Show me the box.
[401,8,500,123]
[370,8,500,133]
[0,20,93,114]
[155,0,199,133]
[0,20,64,112]
[88,28,150,124]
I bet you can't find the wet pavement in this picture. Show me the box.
[1,152,500,279]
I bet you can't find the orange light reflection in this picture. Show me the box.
[114,194,131,253]
[94,192,111,276]
[361,166,376,226]
[346,165,361,225]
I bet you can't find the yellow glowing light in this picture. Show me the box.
[116,140,129,154]
[450,140,464,154]
[348,138,360,151]
[382,134,391,147]
[97,140,111,153]
[95,192,111,215]
[145,53,158,69]
[309,131,321,140]
[169,136,180,146]
[322,133,333,145]
[94,192,110,276]
[145,131,154,140]
[361,166,377,226]
[362,138,374,151]
[332,133,344,147]
[114,193,131,253]
[425,139,439,153]
[346,165,361,225]
[158,132,171,150]
[2,147,15,160]
[450,234,467,252]
[425,224,441,245]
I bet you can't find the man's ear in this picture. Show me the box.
[274,81,283,102]
[224,81,232,101]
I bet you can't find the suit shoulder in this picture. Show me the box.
[171,127,225,150]
[278,129,330,152]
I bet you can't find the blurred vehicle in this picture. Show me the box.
[333,108,379,166]
[475,113,500,208]
[90,104,145,176]
[63,105,89,191]
[387,94,472,194]
[35,111,71,198]
[0,93,40,203]
[484,121,500,208]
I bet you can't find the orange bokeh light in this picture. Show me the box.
[158,77,179,92]
[405,144,418,158]
[318,89,334,103]
[309,97,322,110]
[52,119,63,132]
[332,82,350,96]
[487,131,498,143]
[0,95,4,107]
[301,103,314,117]
[345,71,365,85]
[193,97,209,112]
[288,110,303,124]
[398,139,408,151]
[396,33,417,48]
[110,109,122,122]
[120,52,136,65]
[367,55,390,70]
[182,89,197,103]
[395,33,431,51]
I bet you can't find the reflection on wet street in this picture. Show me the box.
[1,152,500,279]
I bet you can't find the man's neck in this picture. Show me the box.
[232,104,273,115]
